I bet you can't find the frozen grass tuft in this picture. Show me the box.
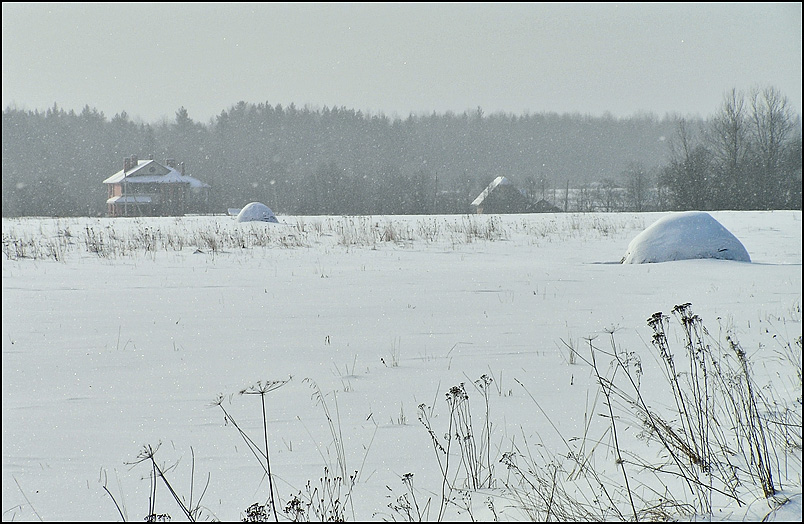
[2,213,647,261]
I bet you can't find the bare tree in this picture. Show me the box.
[707,89,751,208]
[622,161,651,211]
[783,132,802,209]
[661,119,713,210]
[574,182,595,212]
[592,178,622,212]
[749,86,796,209]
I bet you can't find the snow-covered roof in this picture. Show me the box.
[621,211,751,264]
[103,159,210,188]
[471,176,518,207]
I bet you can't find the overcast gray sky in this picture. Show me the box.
[2,2,801,124]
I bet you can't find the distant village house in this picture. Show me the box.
[470,176,561,214]
[103,155,210,217]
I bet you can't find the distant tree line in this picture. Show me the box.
[2,87,800,217]
[660,87,802,211]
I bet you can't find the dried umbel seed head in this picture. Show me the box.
[476,374,493,389]
[446,384,468,402]
[239,378,291,396]
[648,311,666,327]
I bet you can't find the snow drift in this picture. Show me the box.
[236,202,279,223]
[621,211,751,264]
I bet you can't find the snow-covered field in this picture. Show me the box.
[2,211,801,522]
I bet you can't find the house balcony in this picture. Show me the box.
[106,194,161,206]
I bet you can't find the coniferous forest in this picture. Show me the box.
[2,86,800,217]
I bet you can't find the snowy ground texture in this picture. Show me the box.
[2,211,802,522]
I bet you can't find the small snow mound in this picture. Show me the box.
[621,211,750,264]
[236,202,279,223]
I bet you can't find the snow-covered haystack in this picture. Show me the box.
[621,211,751,264]
[236,202,279,223]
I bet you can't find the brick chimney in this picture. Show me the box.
[180,162,185,176]
[130,154,138,166]
[124,157,131,172]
